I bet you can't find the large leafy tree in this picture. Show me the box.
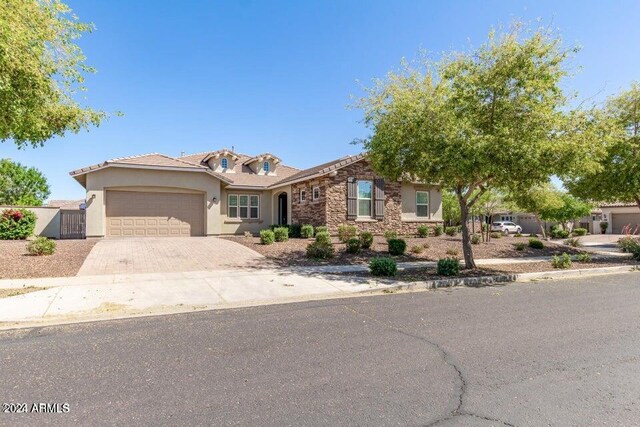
[564,83,640,210]
[356,24,596,268]
[0,0,106,148]
[0,159,50,206]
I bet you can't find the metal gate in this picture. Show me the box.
[60,210,86,239]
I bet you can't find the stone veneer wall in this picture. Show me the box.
[291,159,441,235]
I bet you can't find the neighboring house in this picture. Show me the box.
[47,199,85,210]
[70,150,443,238]
[599,202,640,234]
[490,212,547,235]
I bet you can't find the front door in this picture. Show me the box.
[278,193,288,225]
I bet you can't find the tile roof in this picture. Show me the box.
[46,199,85,209]
[598,201,639,208]
[271,153,366,186]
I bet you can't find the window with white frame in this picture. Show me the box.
[300,189,306,203]
[416,191,429,217]
[357,180,373,217]
[312,186,320,201]
[221,158,228,169]
[263,161,270,172]
[228,194,259,219]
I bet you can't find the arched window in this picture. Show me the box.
[263,161,270,172]
[221,158,228,169]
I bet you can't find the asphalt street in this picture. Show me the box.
[1,272,639,426]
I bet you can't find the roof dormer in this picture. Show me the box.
[243,153,281,176]
[203,149,240,173]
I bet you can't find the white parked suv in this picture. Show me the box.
[491,221,522,235]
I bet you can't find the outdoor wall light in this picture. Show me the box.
[212,197,218,203]
[91,194,96,199]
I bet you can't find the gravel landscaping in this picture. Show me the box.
[223,234,584,267]
[0,286,46,298]
[0,239,97,279]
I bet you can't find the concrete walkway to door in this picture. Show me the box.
[77,237,266,276]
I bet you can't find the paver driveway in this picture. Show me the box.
[77,237,266,276]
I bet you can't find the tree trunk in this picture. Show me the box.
[538,221,547,239]
[458,198,476,269]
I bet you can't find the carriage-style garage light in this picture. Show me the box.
[212,197,218,203]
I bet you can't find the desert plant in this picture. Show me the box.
[437,257,460,276]
[600,221,609,234]
[243,231,252,238]
[369,257,397,276]
[433,224,444,236]
[565,237,582,247]
[490,232,502,239]
[346,238,362,254]
[515,242,526,251]
[471,234,481,245]
[514,232,523,237]
[359,231,374,249]
[26,236,56,256]
[423,242,430,249]
[445,226,457,237]
[388,238,407,256]
[315,231,331,245]
[528,238,544,249]
[273,227,289,242]
[552,253,572,269]
[617,236,640,253]
[337,224,357,243]
[550,228,570,239]
[300,224,314,239]
[572,227,588,236]
[574,252,592,263]
[410,244,424,254]
[417,225,430,238]
[260,229,275,245]
[306,241,335,259]
[383,230,398,242]
[446,248,459,256]
[315,225,328,234]
[0,209,36,240]
[289,223,302,238]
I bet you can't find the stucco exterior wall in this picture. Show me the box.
[0,205,61,238]
[219,187,274,234]
[601,205,640,234]
[84,167,221,237]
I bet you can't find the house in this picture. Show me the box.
[598,202,640,234]
[70,150,443,238]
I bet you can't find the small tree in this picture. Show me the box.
[0,159,50,206]
[471,189,504,242]
[356,24,592,268]
[442,191,461,226]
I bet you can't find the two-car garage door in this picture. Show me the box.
[611,213,640,234]
[106,190,204,237]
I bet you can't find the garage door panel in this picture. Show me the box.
[106,191,204,237]
[612,213,640,234]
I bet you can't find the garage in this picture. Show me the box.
[612,212,640,234]
[106,190,205,237]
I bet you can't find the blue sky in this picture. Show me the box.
[2,0,639,200]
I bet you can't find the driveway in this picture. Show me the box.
[77,237,266,276]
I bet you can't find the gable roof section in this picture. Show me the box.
[270,153,366,187]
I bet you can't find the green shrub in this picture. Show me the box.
[369,257,397,276]
[289,223,302,238]
[550,228,570,239]
[630,245,640,261]
[383,230,398,242]
[273,227,289,242]
[433,224,444,236]
[337,224,357,243]
[437,257,460,276]
[410,244,424,254]
[446,248,459,256]
[300,224,314,238]
[617,236,640,253]
[574,252,592,263]
[306,241,335,259]
[0,209,36,240]
[565,237,582,247]
[388,238,407,256]
[260,229,275,245]
[572,228,588,236]
[417,225,430,238]
[360,231,374,249]
[490,232,502,239]
[315,231,331,244]
[552,253,572,269]
[471,234,481,245]
[515,242,526,251]
[26,236,56,256]
[315,225,328,234]
[528,238,544,249]
[600,221,609,234]
[346,237,362,254]
[445,226,457,236]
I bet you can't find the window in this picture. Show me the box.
[312,186,320,201]
[263,161,270,172]
[357,180,372,217]
[221,158,228,169]
[300,189,306,203]
[228,194,259,219]
[416,191,429,217]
